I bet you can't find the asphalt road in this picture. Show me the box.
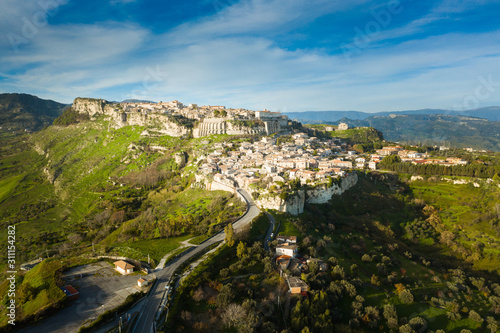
[131,188,260,333]
[263,211,276,252]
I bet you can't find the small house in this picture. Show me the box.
[276,255,291,270]
[114,260,135,275]
[137,278,148,287]
[287,276,309,294]
[337,123,349,131]
[276,235,297,244]
[61,285,79,301]
[276,244,298,258]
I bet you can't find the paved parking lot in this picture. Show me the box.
[19,261,142,333]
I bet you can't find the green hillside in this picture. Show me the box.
[336,114,500,151]
[0,119,246,267]
[0,93,67,133]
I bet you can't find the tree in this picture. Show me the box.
[18,283,37,303]
[192,285,205,302]
[468,310,484,323]
[371,274,380,286]
[380,154,401,168]
[399,289,414,304]
[383,304,397,320]
[399,324,416,333]
[224,223,235,247]
[216,283,235,308]
[408,316,427,333]
[221,303,246,328]
[237,241,247,259]
[361,254,372,262]
[395,283,406,295]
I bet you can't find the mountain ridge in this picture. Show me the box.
[0,93,67,132]
[285,106,500,122]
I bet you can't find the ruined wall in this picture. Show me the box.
[193,118,268,137]
[193,118,227,137]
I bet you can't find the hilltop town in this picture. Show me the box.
[72,98,292,137]
[192,125,471,214]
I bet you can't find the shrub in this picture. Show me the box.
[399,289,414,304]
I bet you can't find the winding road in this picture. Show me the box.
[131,188,261,333]
[263,211,276,252]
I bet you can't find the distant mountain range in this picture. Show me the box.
[301,113,500,151]
[0,93,67,132]
[285,107,500,122]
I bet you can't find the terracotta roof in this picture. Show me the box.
[62,285,79,296]
[114,260,134,270]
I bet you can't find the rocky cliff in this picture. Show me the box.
[306,173,358,204]
[255,191,305,215]
[72,98,189,137]
[256,173,358,215]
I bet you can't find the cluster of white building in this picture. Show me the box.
[121,100,288,124]
[197,130,471,192]
[198,132,358,191]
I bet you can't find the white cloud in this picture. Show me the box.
[164,0,370,46]
[1,0,500,111]
[0,0,68,50]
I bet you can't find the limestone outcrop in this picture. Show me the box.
[255,173,358,215]
[255,190,305,215]
[72,98,190,137]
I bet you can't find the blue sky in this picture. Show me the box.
[1,0,500,112]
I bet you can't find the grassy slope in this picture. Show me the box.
[0,259,65,328]
[0,121,249,330]
[410,180,500,273]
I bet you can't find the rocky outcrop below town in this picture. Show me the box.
[255,172,358,215]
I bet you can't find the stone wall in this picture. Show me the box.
[193,118,269,137]
[207,181,246,203]
[193,118,227,137]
